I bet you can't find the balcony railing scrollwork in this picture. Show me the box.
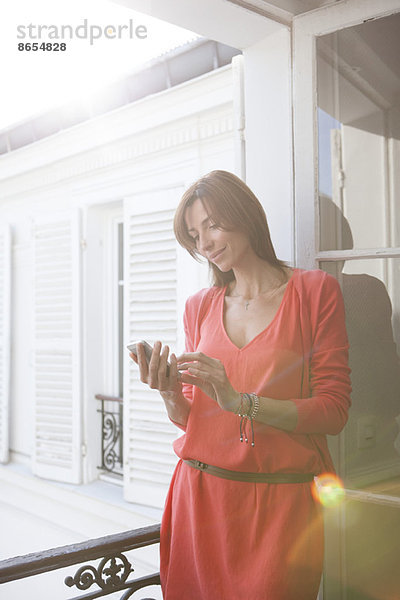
[96,393,124,477]
[0,523,161,600]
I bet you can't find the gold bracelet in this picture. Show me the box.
[236,393,259,447]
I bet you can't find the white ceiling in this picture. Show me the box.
[225,0,340,24]
[112,0,284,48]
[235,0,336,13]
[113,0,343,43]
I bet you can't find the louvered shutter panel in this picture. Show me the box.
[0,224,11,464]
[123,188,184,508]
[32,211,82,483]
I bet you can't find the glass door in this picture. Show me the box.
[294,2,400,598]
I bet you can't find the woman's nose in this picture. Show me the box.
[198,232,213,254]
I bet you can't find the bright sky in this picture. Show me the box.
[0,0,200,131]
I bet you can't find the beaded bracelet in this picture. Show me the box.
[249,393,259,420]
[235,392,259,447]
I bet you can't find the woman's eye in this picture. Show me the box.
[209,223,219,230]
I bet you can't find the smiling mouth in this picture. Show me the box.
[209,248,225,261]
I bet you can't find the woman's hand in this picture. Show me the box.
[130,341,191,428]
[177,351,240,413]
[130,341,181,395]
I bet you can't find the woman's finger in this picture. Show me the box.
[179,372,204,386]
[158,345,170,389]
[178,360,220,375]
[177,351,216,367]
[177,361,205,371]
[136,343,149,383]
[187,366,210,379]
[148,340,162,388]
[169,353,179,384]
[179,372,216,400]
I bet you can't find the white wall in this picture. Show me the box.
[0,65,237,472]
[243,28,294,264]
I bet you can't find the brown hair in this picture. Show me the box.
[174,170,286,287]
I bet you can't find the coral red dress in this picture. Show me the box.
[160,269,351,600]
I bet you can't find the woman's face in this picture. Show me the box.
[184,198,253,272]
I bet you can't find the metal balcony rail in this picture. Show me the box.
[96,393,124,477]
[0,523,161,600]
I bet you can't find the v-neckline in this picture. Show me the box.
[219,268,297,352]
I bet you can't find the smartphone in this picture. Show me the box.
[127,340,170,376]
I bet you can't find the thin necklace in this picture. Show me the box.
[230,279,287,311]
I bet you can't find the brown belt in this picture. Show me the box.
[183,460,314,484]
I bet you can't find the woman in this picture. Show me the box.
[132,170,351,600]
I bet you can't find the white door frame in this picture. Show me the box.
[293,0,400,474]
[293,2,400,598]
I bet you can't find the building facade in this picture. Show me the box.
[0,48,243,599]
[1,1,400,598]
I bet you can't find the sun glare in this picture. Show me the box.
[0,0,200,130]
[312,473,346,507]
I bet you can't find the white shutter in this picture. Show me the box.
[32,211,82,483]
[0,224,11,464]
[123,187,184,509]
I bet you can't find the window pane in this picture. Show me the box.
[317,14,400,251]
[320,259,400,496]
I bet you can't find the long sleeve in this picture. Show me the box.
[169,288,215,432]
[180,299,195,405]
[292,272,352,435]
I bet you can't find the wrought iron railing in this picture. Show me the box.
[96,394,124,477]
[0,523,161,599]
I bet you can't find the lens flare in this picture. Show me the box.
[312,473,345,507]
